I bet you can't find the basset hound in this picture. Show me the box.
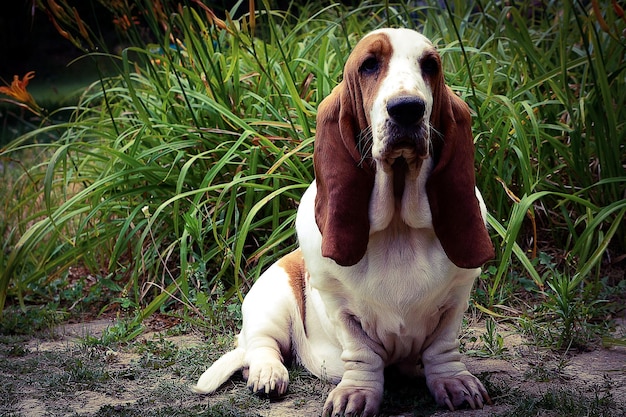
[194,28,495,416]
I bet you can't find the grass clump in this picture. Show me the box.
[0,305,68,336]
[496,385,620,417]
[135,334,179,369]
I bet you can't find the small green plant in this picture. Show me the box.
[480,318,508,358]
[545,273,583,350]
[0,305,67,336]
[191,280,242,329]
[524,349,571,383]
[464,317,508,358]
[135,333,179,370]
[80,317,144,346]
[521,253,609,350]
[499,385,618,417]
[64,357,111,386]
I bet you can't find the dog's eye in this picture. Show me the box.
[420,55,439,76]
[360,57,380,74]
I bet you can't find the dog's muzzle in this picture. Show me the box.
[383,95,430,161]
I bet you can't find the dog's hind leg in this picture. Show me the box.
[240,250,308,395]
[194,250,305,396]
[193,347,245,394]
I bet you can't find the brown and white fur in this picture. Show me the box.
[193,28,495,417]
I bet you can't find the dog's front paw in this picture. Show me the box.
[322,385,382,417]
[429,372,491,411]
[246,360,289,396]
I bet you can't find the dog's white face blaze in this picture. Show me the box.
[367,29,435,163]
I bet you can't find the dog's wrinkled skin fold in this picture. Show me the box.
[193,28,495,417]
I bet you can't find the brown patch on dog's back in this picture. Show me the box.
[277,249,307,332]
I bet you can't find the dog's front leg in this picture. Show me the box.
[323,312,385,417]
[422,279,491,411]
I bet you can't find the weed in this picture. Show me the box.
[80,317,145,346]
[501,250,618,351]
[500,386,619,417]
[65,357,111,386]
[135,333,179,370]
[191,280,243,330]
[0,305,67,336]
[478,318,509,358]
[517,277,609,351]
[524,353,571,383]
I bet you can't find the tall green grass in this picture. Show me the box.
[435,1,626,304]
[1,1,624,343]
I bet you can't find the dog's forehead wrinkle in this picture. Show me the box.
[361,29,433,70]
[354,33,391,59]
[387,30,431,56]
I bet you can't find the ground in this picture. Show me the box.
[1,314,624,417]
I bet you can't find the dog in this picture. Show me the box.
[193,27,495,417]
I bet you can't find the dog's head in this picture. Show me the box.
[313,28,494,268]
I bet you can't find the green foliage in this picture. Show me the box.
[80,317,145,346]
[0,305,68,336]
[509,251,619,350]
[442,0,626,307]
[0,0,624,349]
[478,318,508,358]
[135,334,179,369]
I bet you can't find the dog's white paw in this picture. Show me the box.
[245,360,290,396]
[322,385,382,417]
[429,372,491,410]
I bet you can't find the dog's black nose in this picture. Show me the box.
[387,96,426,126]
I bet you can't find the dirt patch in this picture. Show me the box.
[1,318,625,416]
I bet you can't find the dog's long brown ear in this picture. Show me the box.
[427,84,495,269]
[313,83,375,267]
